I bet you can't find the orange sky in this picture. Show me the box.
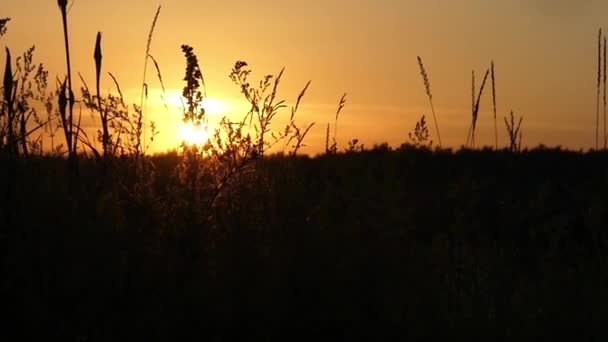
[3,0,607,154]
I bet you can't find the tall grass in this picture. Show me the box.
[467,68,489,148]
[505,110,522,152]
[3,48,15,154]
[417,56,442,147]
[325,93,347,153]
[491,61,497,150]
[0,18,9,38]
[93,32,111,158]
[284,80,315,155]
[596,28,602,150]
[57,0,76,158]
[602,37,607,150]
[140,5,162,154]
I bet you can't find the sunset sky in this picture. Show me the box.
[3,0,607,153]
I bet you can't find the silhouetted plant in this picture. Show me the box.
[2,47,15,155]
[80,75,157,159]
[93,32,111,157]
[505,110,523,152]
[417,56,442,147]
[597,28,602,150]
[229,61,289,156]
[408,114,433,148]
[1,46,52,157]
[181,44,206,126]
[491,60,497,150]
[345,138,364,152]
[325,123,330,153]
[0,18,9,39]
[282,81,315,155]
[326,93,347,154]
[602,37,608,150]
[140,5,162,152]
[467,67,489,147]
[57,0,77,158]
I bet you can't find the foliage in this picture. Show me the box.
[229,61,288,156]
[0,18,9,38]
[408,114,433,148]
[1,46,53,157]
[505,110,523,152]
[326,93,347,154]
[181,44,206,125]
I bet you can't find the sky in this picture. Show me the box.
[3,0,608,154]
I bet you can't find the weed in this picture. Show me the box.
[597,28,602,150]
[504,110,523,152]
[283,81,315,155]
[467,68,489,148]
[491,61,497,150]
[408,115,433,148]
[0,18,9,38]
[417,56,442,147]
[326,93,347,154]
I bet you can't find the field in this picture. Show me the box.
[2,147,608,340]
[3,5,608,341]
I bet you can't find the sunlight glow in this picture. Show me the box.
[178,122,209,146]
[166,91,229,116]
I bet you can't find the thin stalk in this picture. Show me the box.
[469,69,489,148]
[597,28,602,150]
[466,70,475,147]
[3,47,16,155]
[94,32,109,157]
[603,37,606,150]
[139,5,161,155]
[417,56,442,147]
[491,61,497,150]
[325,123,329,153]
[58,0,75,157]
[334,93,346,150]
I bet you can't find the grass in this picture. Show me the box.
[467,67,489,148]
[417,56,442,147]
[598,28,603,150]
[505,110,523,152]
[491,61,497,150]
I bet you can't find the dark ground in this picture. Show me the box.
[2,146,608,340]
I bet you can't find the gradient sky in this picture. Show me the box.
[3,0,607,153]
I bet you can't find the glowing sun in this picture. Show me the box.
[178,122,209,146]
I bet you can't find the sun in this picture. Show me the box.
[178,121,209,146]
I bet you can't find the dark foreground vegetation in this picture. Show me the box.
[2,147,608,340]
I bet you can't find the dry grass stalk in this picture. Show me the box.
[3,47,16,154]
[504,110,523,152]
[467,68,489,147]
[603,37,606,150]
[333,93,347,150]
[325,123,330,153]
[284,81,315,155]
[0,18,9,38]
[417,56,442,147]
[472,70,475,115]
[491,61,497,150]
[57,0,76,157]
[94,31,111,157]
[597,28,602,150]
[140,5,162,153]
